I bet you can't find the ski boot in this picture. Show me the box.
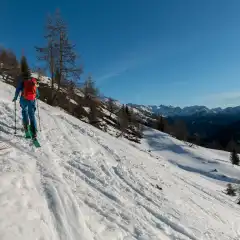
[30,125,40,147]
[30,125,37,140]
[24,124,31,139]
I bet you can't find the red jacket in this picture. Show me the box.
[23,78,37,100]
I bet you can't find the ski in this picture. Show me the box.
[32,138,41,148]
[25,125,41,147]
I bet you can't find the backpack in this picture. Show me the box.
[23,78,37,101]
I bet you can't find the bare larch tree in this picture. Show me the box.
[35,9,82,105]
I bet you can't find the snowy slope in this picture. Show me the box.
[141,130,240,185]
[1,80,240,240]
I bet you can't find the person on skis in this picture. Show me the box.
[12,73,40,139]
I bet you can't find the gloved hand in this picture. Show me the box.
[12,96,17,102]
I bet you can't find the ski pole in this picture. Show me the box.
[36,99,41,132]
[14,101,17,134]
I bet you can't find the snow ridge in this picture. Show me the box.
[128,103,240,117]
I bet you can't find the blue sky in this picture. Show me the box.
[1,0,240,108]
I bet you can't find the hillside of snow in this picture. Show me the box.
[1,80,240,240]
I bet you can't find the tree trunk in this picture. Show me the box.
[58,32,63,92]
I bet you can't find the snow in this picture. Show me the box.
[141,130,240,185]
[70,99,78,105]
[74,88,84,97]
[31,72,51,85]
[130,107,150,122]
[1,80,240,240]
[83,106,91,113]
[101,107,118,120]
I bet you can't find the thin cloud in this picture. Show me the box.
[203,91,240,107]
[97,67,129,83]
[96,48,154,85]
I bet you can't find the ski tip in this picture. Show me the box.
[33,139,41,148]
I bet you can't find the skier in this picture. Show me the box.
[12,74,39,139]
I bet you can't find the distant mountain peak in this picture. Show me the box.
[127,103,240,117]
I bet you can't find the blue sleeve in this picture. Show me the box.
[14,78,24,99]
[36,88,40,99]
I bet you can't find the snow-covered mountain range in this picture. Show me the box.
[128,103,240,117]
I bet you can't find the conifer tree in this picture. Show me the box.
[173,119,188,141]
[157,115,165,132]
[117,105,129,137]
[230,149,240,166]
[125,105,132,123]
[20,56,31,79]
[225,184,236,196]
[83,75,98,98]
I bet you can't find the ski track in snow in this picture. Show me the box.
[1,80,240,240]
